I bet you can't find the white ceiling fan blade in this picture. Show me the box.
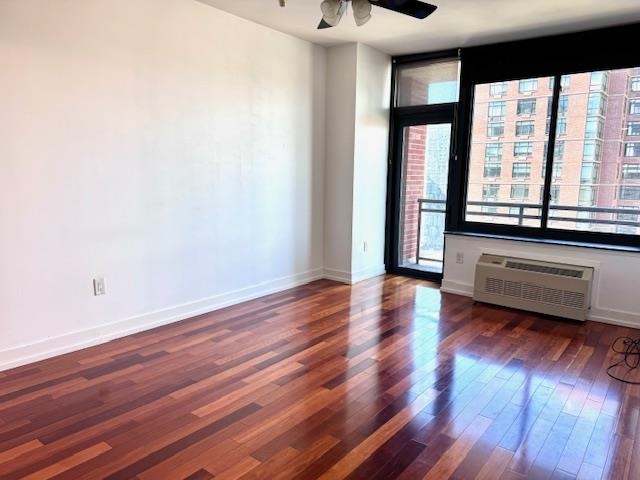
[352,0,372,26]
[321,0,347,27]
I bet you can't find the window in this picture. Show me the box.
[631,77,640,92]
[519,79,538,93]
[488,101,506,122]
[558,95,569,115]
[490,82,507,96]
[618,211,639,222]
[483,184,500,201]
[510,184,530,199]
[549,75,571,90]
[590,71,609,91]
[620,186,640,200]
[516,120,535,136]
[556,117,567,135]
[484,143,502,177]
[487,122,504,137]
[542,161,563,179]
[466,69,640,239]
[583,140,603,162]
[628,122,640,136]
[581,163,600,184]
[585,118,604,139]
[587,93,606,116]
[622,164,640,179]
[514,142,534,157]
[626,143,640,157]
[512,162,531,178]
[484,163,502,177]
[396,59,460,107]
[485,143,503,161]
[517,99,536,115]
[481,206,499,214]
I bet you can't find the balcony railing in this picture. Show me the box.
[415,199,640,264]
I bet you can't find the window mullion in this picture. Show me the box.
[540,75,562,229]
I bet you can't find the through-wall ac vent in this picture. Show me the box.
[505,261,584,279]
[474,254,594,321]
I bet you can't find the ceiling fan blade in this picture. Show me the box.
[320,0,347,27]
[371,0,437,19]
[352,0,373,26]
[318,18,334,29]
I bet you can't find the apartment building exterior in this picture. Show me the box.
[467,67,640,235]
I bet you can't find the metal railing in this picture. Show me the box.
[415,198,640,264]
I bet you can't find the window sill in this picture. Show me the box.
[444,230,640,253]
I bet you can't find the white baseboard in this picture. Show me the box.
[440,278,640,328]
[440,279,473,298]
[0,268,324,372]
[322,268,352,284]
[323,265,386,285]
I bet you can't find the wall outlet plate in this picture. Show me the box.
[456,252,465,264]
[93,278,106,296]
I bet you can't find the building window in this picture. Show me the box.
[488,101,506,122]
[487,122,504,137]
[630,100,640,115]
[579,186,597,206]
[490,82,508,96]
[618,210,639,222]
[581,163,600,184]
[519,78,538,93]
[620,186,640,200]
[514,141,534,157]
[484,163,502,177]
[583,140,602,162]
[549,75,571,90]
[542,161,563,179]
[585,118,604,139]
[482,184,500,201]
[543,185,561,205]
[516,120,535,136]
[510,184,530,199]
[590,71,609,91]
[558,95,569,115]
[631,77,640,92]
[512,162,531,178]
[517,99,536,115]
[622,164,640,179]
[626,143,640,157]
[628,122,640,136]
[587,93,606,116]
[545,116,568,135]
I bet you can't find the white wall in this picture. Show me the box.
[351,44,391,282]
[323,43,391,284]
[323,44,358,280]
[0,0,326,370]
[443,234,640,327]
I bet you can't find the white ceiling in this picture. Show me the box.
[195,0,640,56]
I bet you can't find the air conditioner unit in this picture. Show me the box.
[473,254,594,321]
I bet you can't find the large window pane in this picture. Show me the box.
[547,68,640,235]
[465,77,553,227]
[396,59,460,107]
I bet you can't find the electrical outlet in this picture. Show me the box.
[363,241,368,253]
[93,277,106,296]
[456,252,464,264]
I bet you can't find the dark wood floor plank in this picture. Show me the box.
[1,275,639,479]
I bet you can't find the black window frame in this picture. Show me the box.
[444,22,640,248]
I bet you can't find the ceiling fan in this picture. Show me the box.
[278,0,438,29]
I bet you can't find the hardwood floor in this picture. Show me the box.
[1,275,639,479]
